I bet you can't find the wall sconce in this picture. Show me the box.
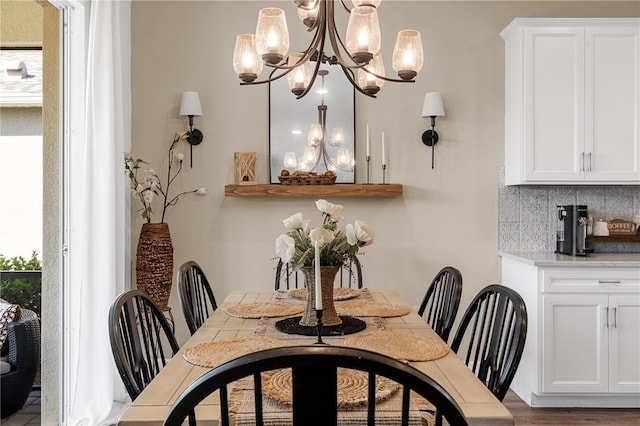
[179,91,203,168]
[421,92,445,169]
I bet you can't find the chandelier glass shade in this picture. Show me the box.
[232,0,424,98]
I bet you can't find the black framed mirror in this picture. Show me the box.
[269,63,356,184]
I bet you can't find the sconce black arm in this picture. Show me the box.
[186,115,203,146]
[186,115,203,168]
[421,116,439,169]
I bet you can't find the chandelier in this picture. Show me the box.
[232,0,424,99]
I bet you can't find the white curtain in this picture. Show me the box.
[66,0,131,424]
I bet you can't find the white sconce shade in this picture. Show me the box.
[352,0,381,7]
[331,128,344,146]
[307,122,322,147]
[286,52,312,96]
[357,52,385,95]
[283,151,297,169]
[345,5,381,64]
[233,34,263,83]
[179,91,203,117]
[392,30,423,80]
[255,8,290,64]
[421,92,445,117]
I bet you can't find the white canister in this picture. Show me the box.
[593,220,609,237]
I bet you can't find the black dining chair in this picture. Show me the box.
[163,345,469,426]
[449,284,528,402]
[275,254,363,290]
[417,266,463,343]
[108,289,181,401]
[177,260,217,335]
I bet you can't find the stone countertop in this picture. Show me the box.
[499,251,640,267]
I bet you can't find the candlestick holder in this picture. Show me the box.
[366,155,371,184]
[382,164,387,184]
[315,309,325,344]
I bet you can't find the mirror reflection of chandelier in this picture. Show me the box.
[232,0,424,99]
[284,70,354,174]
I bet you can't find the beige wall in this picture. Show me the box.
[0,0,43,47]
[131,1,640,344]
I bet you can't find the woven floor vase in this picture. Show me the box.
[299,266,342,327]
[136,223,173,310]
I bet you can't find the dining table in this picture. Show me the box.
[117,289,514,426]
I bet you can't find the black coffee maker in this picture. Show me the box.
[555,205,593,256]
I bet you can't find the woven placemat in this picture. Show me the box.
[342,331,450,362]
[337,300,412,318]
[224,301,305,319]
[183,336,284,368]
[262,368,400,409]
[288,287,361,301]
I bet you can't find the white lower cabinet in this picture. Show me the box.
[501,256,640,407]
[542,294,640,394]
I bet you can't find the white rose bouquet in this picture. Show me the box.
[125,131,207,223]
[275,199,374,270]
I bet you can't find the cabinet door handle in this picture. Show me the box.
[604,307,609,328]
[612,307,617,328]
[599,280,621,284]
[588,152,592,172]
[580,152,585,172]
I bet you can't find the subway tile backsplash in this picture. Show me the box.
[498,168,640,253]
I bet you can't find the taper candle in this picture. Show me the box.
[314,242,322,310]
[381,132,386,165]
[366,124,370,157]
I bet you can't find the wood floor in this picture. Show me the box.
[503,391,640,425]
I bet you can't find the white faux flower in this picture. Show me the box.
[136,183,144,193]
[142,190,155,204]
[175,152,185,163]
[315,199,343,221]
[345,223,358,246]
[354,220,374,246]
[275,234,295,264]
[283,212,310,230]
[309,227,334,248]
[144,173,158,188]
[196,187,207,195]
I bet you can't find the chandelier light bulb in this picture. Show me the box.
[392,29,424,80]
[346,6,381,64]
[357,52,385,95]
[283,152,297,169]
[337,148,351,166]
[307,123,323,147]
[331,128,345,146]
[255,8,290,64]
[286,53,312,96]
[233,34,263,82]
[303,146,316,163]
[297,2,319,28]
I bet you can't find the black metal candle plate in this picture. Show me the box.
[275,315,366,336]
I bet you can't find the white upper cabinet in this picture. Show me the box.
[501,19,640,185]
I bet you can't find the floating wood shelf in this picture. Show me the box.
[224,184,403,197]
[588,235,640,243]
